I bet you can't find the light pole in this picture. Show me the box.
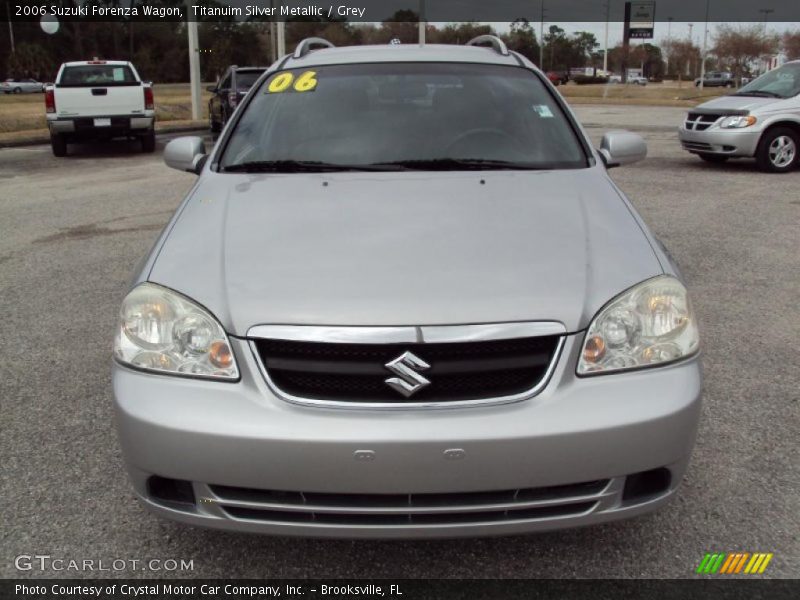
[418,0,425,46]
[699,0,710,90]
[687,23,694,77]
[6,2,15,55]
[665,17,672,75]
[187,16,201,121]
[603,0,609,75]
[759,8,774,35]
[539,0,545,68]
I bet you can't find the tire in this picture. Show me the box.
[755,127,799,173]
[141,129,156,153]
[725,82,733,88]
[13,87,22,94]
[50,133,67,157]
[698,154,728,163]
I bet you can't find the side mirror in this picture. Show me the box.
[164,136,207,174]
[598,130,647,168]
[206,85,217,93]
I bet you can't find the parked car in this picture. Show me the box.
[679,60,800,172]
[1,78,44,93]
[208,65,267,132]
[545,70,568,86]
[694,71,735,88]
[608,74,622,84]
[46,60,155,156]
[629,75,648,85]
[113,36,701,538]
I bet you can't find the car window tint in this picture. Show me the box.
[221,63,587,170]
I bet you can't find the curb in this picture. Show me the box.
[0,122,208,149]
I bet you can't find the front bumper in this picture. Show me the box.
[113,335,702,538]
[678,126,761,157]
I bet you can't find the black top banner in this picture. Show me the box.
[8,0,800,23]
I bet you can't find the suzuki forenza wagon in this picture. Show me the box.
[113,37,702,538]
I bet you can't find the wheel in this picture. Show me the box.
[725,82,734,88]
[50,133,67,157]
[755,127,799,173]
[141,129,156,153]
[13,87,22,94]
[698,154,728,163]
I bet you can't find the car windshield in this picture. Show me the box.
[220,63,588,172]
[736,63,800,98]
[235,70,264,90]
[59,65,138,87]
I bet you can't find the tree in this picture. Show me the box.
[713,24,779,81]
[662,39,701,79]
[783,30,800,60]
[500,19,539,64]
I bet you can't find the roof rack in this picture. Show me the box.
[466,35,509,57]
[293,37,335,59]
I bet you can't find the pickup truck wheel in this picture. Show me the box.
[698,154,728,163]
[756,127,798,173]
[50,133,67,157]
[141,130,156,153]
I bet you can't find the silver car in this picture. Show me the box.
[679,60,800,172]
[1,78,44,94]
[113,37,702,538]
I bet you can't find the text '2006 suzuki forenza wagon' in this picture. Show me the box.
[112,37,702,538]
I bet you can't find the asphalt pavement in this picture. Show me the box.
[1,111,798,579]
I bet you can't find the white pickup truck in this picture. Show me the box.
[45,60,155,156]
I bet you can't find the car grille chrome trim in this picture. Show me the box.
[684,112,723,131]
[194,479,617,527]
[247,322,566,409]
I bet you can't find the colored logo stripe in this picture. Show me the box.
[697,553,773,574]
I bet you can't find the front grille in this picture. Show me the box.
[682,141,714,152]
[210,480,607,526]
[685,112,722,131]
[253,335,561,404]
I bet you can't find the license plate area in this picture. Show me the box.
[94,118,111,127]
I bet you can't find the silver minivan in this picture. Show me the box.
[679,60,800,172]
[113,37,702,538]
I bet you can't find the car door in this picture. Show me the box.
[210,70,231,122]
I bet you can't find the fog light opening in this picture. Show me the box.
[622,468,671,504]
[147,475,196,510]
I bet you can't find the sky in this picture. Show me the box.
[481,21,799,50]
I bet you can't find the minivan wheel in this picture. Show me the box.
[50,133,67,157]
[698,154,728,163]
[756,128,798,173]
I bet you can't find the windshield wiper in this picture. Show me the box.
[733,90,783,98]
[370,158,544,171]
[222,160,402,173]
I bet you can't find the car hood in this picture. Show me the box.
[694,94,784,113]
[149,169,663,336]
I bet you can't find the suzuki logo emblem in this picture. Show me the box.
[384,351,431,398]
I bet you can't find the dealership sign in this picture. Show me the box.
[628,1,656,39]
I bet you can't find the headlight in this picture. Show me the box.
[719,115,756,129]
[113,283,239,380]
[577,276,699,375]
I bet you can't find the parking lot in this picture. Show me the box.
[1,105,798,579]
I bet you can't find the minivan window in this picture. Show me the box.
[59,65,138,87]
[737,63,800,98]
[220,63,588,172]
